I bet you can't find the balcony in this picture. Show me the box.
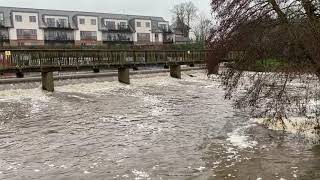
[45,35,74,42]
[163,39,174,44]
[161,28,173,34]
[102,24,132,33]
[80,36,97,41]
[0,20,5,28]
[102,33,133,44]
[0,34,9,42]
[45,21,72,29]
[17,35,37,40]
[44,30,74,42]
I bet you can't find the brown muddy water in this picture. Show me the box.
[0,70,319,180]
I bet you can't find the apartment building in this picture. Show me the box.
[0,6,186,46]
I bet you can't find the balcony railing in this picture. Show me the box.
[80,36,97,41]
[0,20,5,27]
[0,34,9,41]
[102,24,131,32]
[46,21,71,29]
[17,35,37,40]
[103,37,133,42]
[163,39,174,44]
[102,33,133,42]
[45,35,74,41]
[161,28,172,34]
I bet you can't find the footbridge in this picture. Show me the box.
[0,49,207,92]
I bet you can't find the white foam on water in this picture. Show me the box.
[131,90,167,117]
[55,81,124,94]
[195,166,206,172]
[227,124,258,149]
[0,87,52,102]
[68,95,88,100]
[132,169,150,180]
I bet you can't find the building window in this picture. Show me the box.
[137,33,150,42]
[46,18,55,27]
[45,30,74,41]
[137,22,141,27]
[80,31,97,40]
[58,19,67,27]
[79,18,85,25]
[29,16,37,23]
[0,29,9,39]
[91,19,96,25]
[105,21,116,30]
[16,29,37,40]
[15,15,22,22]
[119,22,127,29]
[103,33,131,41]
[159,24,167,31]
[146,22,150,28]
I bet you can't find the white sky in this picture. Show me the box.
[0,0,212,22]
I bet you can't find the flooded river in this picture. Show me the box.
[0,70,319,180]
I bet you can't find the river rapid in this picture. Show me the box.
[0,70,319,180]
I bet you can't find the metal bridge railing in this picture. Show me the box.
[0,49,207,70]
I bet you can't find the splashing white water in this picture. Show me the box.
[227,124,258,149]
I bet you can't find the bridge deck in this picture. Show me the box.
[0,49,207,73]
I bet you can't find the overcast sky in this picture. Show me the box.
[0,0,212,22]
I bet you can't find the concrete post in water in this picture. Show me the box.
[41,71,54,92]
[93,68,100,73]
[16,72,24,78]
[170,65,181,79]
[118,67,130,84]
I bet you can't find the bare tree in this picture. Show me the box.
[171,1,198,36]
[184,2,198,29]
[193,14,212,44]
[207,0,320,135]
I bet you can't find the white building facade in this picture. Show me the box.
[9,11,44,46]
[0,6,187,47]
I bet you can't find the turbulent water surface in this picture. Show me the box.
[0,71,319,180]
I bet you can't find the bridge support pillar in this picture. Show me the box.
[118,67,130,84]
[93,68,100,73]
[16,72,24,78]
[170,65,181,79]
[41,71,54,92]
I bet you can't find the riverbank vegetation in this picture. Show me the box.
[207,0,320,140]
